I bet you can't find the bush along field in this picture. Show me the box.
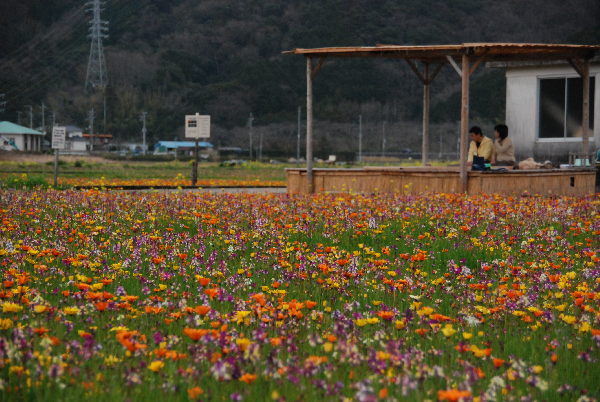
[1,189,600,401]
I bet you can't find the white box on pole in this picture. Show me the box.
[185,114,210,138]
[52,126,66,149]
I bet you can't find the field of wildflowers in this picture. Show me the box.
[1,189,600,401]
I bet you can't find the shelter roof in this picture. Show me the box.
[0,121,44,135]
[284,43,600,63]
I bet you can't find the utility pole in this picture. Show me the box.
[358,115,362,163]
[89,108,94,152]
[25,105,33,128]
[297,107,301,165]
[0,94,5,114]
[51,111,56,128]
[259,131,263,161]
[17,111,22,126]
[247,113,254,159]
[85,0,109,92]
[41,102,45,133]
[382,121,386,158]
[140,111,147,154]
[103,96,107,134]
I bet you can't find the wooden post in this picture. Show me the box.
[53,149,59,187]
[460,54,470,194]
[192,138,198,186]
[306,57,314,194]
[422,63,429,167]
[582,58,590,157]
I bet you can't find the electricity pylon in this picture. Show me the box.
[84,0,108,93]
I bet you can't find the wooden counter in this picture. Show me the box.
[286,167,596,196]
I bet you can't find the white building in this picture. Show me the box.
[0,121,44,151]
[502,59,599,162]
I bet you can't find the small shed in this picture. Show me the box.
[153,141,213,156]
[491,59,600,163]
[0,121,44,151]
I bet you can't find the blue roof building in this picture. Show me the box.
[153,141,213,155]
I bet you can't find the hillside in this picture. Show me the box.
[0,0,599,156]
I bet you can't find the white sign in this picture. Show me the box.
[52,126,66,150]
[185,114,210,138]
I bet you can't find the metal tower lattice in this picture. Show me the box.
[84,0,108,92]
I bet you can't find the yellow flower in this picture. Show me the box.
[532,365,543,374]
[367,317,379,325]
[561,315,577,325]
[579,322,591,333]
[441,324,456,337]
[355,319,367,327]
[470,345,486,358]
[104,355,121,366]
[377,351,390,360]
[0,318,12,329]
[63,307,79,315]
[2,302,23,313]
[235,311,251,324]
[148,360,165,372]
[418,306,434,316]
[462,332,472,340]
[372,301,381,306]
[555,304,566,312]
[394,320,405,330]
[323,342,333,352]
[236,338,251,351]
[33,305,48,314]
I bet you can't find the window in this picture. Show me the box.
[539,76,595,139]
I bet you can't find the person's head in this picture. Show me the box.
[494,124,508,140]
[469,126,483,142]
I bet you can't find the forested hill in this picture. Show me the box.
[1,0,599,145]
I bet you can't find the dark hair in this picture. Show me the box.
[469,126,482,136]
[494,124,508,140]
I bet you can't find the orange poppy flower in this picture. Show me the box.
[239,373,257,384]
[437,389,471,401]
[194,305,211,316]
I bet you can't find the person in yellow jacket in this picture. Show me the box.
[467,126,493,166]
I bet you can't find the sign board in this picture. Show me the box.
[185,114,210,138]
[52,126,66,150]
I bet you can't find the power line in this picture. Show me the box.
[0,4,88,73]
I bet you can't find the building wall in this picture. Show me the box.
[505,64,600,163]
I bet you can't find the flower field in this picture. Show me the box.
[1,189,600,401]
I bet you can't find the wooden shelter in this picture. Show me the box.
[284,43,600,194]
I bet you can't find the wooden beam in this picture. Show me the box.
[311,57,326,81]
[469,50,488,76]
[428,63,444,84]
[306,57,314,193]
[567,59,583,77]
[422,63,429,167]
[405,59,426,84]
[446,55,462,77]
[460,54,470,194]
